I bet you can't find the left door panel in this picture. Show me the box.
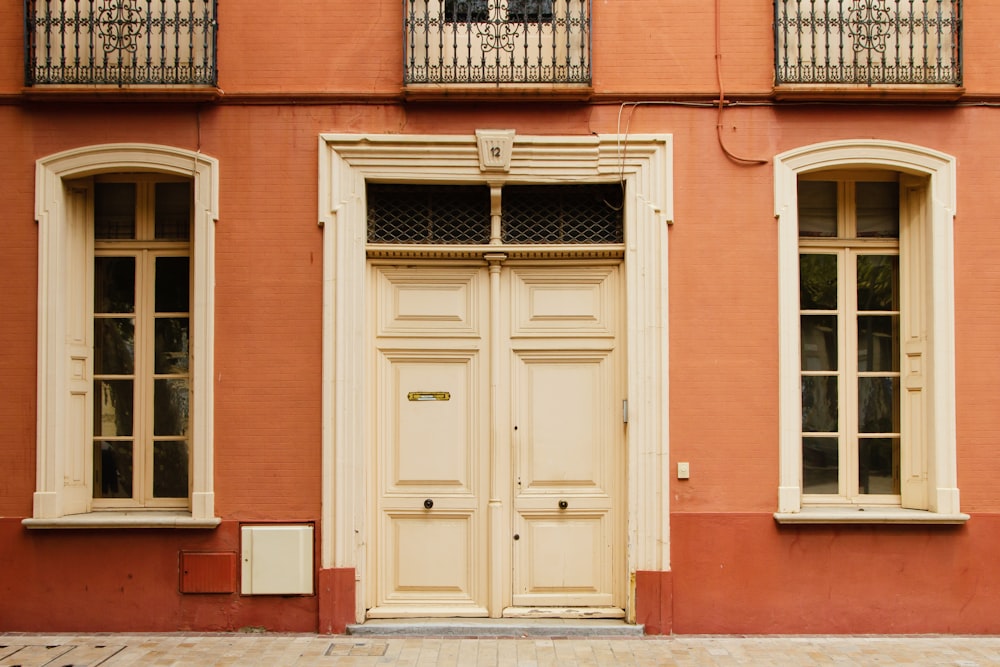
[371,265,489,616]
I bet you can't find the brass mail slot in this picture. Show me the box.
[407,391,451,402]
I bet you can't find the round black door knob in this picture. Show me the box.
[558,500,568,509]
[513,534,520,541]
[424,498,434,509]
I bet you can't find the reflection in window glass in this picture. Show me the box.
[802,437,838,494]
[92,178,193,508]
[798,181,837,237]
[799,254,837,311]
[856,182,899,238]
[859,437,900,494]
[94,441,133,498]
[153,441,189,498]
[155,182,192,240]
[95,183,136,239]
[798,174,902,501]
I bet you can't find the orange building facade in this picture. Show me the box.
[3,1,1000,634]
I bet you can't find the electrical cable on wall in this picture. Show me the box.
[714,0,768,165]
[614,0,768,179]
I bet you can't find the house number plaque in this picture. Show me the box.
[407,391,451,401]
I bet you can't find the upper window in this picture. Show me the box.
[404,0,590,86]
[25,0,219,86]
[798,174,902,503]
[774,140,965,524]
[92,177,192,508]
[27,144,218,528]
[774,0,962,87]
[444,0,554,22]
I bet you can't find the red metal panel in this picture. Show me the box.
[180,551,237,594]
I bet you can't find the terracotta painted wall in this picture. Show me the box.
[3,0,1000,634]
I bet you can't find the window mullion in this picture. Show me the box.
[843,248,860,501]
[138,182,156,241]
[841,180,856,237]
[136,248,155,506]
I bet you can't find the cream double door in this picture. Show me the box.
[370,259,624,618]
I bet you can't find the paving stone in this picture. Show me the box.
[2,634,1000,666]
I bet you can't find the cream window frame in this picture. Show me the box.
[91,176,193,510]
[774,139,967,524]
[25,144,219,529]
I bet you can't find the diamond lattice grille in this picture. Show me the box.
[366,183,623,245]
[502,184,623,244]
[367,184,491,244]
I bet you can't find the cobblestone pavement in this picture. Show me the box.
[2,634,1000,666]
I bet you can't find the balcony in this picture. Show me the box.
[774,0,962,98]
[404,0,591,96]
[25,0,218,92]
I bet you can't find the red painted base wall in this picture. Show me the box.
[6,513,1000,634]
[317,568,356,634]
[668,513,1000,634]
[0,519,318,633]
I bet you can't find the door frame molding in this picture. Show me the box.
[319,132,673,623]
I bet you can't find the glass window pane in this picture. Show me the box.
[857,255,899,311]
[799,254,838,310]
[155,182,192,240]
[154,379,190,436]
[856,182,899,238]
[444,0,489,21]
[803,437,839,494]
[859,437,900,494]
[155,257,190,313]
[94,379,133,437]
[153,440,189,498]
[858,315,899,372]
[95,183,136,239]
[94,441,133,498]
[155,318,190,374]
[801,314,837,371]
[508,0,554,22]
[858,377,900,433]
[797,181,838,237]
[94,318,135,375]
[802,375,838,433]
[94,257,135,314]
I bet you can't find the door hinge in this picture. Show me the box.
[623,399,628,424]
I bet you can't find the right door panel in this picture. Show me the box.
[508,264,622,610]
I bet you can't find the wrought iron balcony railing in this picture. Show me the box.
[775,0,962,86]
[25,0,218,86]
[404,0,590,85]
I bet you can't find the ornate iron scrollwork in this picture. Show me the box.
[847,0,893,54]
[97,0,146,54]
[476,1,522,54]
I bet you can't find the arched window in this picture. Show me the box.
[27,144,219,527]
[774,140,966,523]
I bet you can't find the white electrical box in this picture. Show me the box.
[241,525,314,595]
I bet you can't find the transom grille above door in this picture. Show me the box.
[367,184,490,244]
[366,183,623,245]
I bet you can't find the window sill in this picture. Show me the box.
[403,83,593,102]
[22,85,222,103]
[773,84,965,103]
[774,506,969,525]
[22,511,222,530]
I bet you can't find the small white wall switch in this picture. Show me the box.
[677,462,690,479]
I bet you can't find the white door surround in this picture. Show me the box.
[319,132,673,622]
